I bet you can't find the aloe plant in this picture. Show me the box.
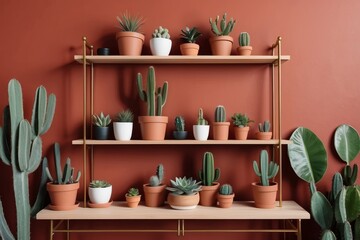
[180,26,201,43]
[116,12,144,32]
[116,109,134,122]
[209,13,236,36]
[231,113,253,127]
[92,112,111,127]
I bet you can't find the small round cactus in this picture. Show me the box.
[219,184,233,195]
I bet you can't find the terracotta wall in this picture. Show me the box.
[1,0,360,239]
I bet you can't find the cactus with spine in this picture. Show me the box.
[174,116,185,132]
[149,164,164,186]
[209,13,236,36]
[239,32,250,47]
[219,184,233,195]
[0,79,56,240]
[214,105,226,122]
[152,26,170,39]
[253,150,279,186]
[197,108,208,125]
[136,66,168,116]
[258,120,271,132]
[198,152,220,186]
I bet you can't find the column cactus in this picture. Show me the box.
[253,150,279,186]
[214,105,226,122]
[149,164,164,186]
[198,152,220,186]
[0,79,56,240]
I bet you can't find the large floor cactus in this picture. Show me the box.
[0,79,56,240]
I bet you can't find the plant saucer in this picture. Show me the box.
[48,202,79,211]
[88,200,113,208]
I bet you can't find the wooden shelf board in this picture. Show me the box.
[72,139,292,145]
[36,201,309,220]
[74,55,290,64]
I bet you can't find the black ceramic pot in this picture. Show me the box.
[173,131,188,140]
[97,48,110,55]
[93,126,110,140]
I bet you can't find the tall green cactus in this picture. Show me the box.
[149,164,164,186]
[136,66,168,116]
[209,13,236,36]
[0,79,56,240]
[198,152,220,186]
[253,150,279,186]
[197,108,208,125]
[214,105,226,122]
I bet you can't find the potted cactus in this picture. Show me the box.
[136,66,169,140]
[256,120,272,140]
[115,12,145,55]
[198,152,220,206]
[180,26,201,56]
[252,150,279,208]
[113,109,134,140]
[212,105,230,140]
[193,108,210,140]
[217,184,235,208]
[150,26,172,56]
[45,143,81,211]
[143,164,166,207]
[173,116,187,140]
[88,180,112,207]
[237,32,253,56]
[125,187,141,208]
[166,176,202,210]
[209,13,236,55]
[231,113,254,140]
[92,112,112,140]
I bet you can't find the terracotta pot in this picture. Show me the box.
[143,184,166,207]
[138,116,168,140]
[115,32,145,56]
[255,132,272,140]
[234,126,250,140]
[217,193,235,208]
[167,193,200,210]
[180,43,200,56]
[199,182,220,206]
[209,36,233,55]
[125,194,141,208]
[251,182,278,209]
[212,122,230,140]
[237,46,253,56]
[47,182,79,210]
[88,185,112,204]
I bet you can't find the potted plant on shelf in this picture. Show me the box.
[237,32,253,56]
[209,13,236,55]
[231,113,254,140]
[92,112,111,140]
[45,143,81,211]
[217,184,235,208]
[113,109,134,140]
[198,152,220,206]
[116,12,145,55]
[180,26,201,56]
[252,149,279,208]
[136,66,168,140]
[88,180,112,208]
[173,116,187,140]
[150,26,172,56]
[166,176,202,210]
[212,105,230,140]
[143,164,166,207]
[125,187,141,208]
[256,120,272,140]
[193,108,210,140]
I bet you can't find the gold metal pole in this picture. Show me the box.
[67,220,70,240]
[182,219,185,236]
[50,220,53,240]
[297,220,302,240]
[90,44,94,181]
[277,37,283,207]
[82,37,87,208]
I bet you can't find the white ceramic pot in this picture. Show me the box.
[193,125,210,141]
[150,38,172,56]
[113,122,133,140]
[88,186,112,204]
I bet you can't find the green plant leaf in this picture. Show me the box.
[311,191,333,230]
[288,127,327,183]
[334,124,360,164]
[321,230,336,240]
[345,186,360,222]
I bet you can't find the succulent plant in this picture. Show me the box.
[92,112,111,127]
[215,105,226,122]
[166,176,202,195]
[231,113,254,127]
[239,32,250,47]
[116,109,134,122]
[149,164,164,186]
[253,150,279,186]
[152,26,170,39]
[209,13,236,36]
[116,12,144,32]
[258,120,271,132]
[197,108,208,125]
[89,180,111,188]
[219,184,233,195]
[127,187,140,197]
[198,152,220,186]
[342,164,358,186]
[175,116,185,131]
[136,66,168,116]
[180,26,201,43]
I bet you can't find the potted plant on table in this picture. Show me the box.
[209,13,236,55]
[198,152,220,206]
[88,180,112,208]
[143,164,166,207]
[166,176,202,210]
[180,26,201,56]
[136,66,169,140]
[150,26,172,56]
[212,105,230,140]
[92,112,111,140]
[237,32,253,56]
[252,149,279,208]
[173,116,187,140]
[116,12,145,55]
[125,187,141,208]
[231,113,253,140]
[217,184,235,208]
[193,108,209,140]
[113,109,134,140]
[256,120,272,140]
[45,143,81,211]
